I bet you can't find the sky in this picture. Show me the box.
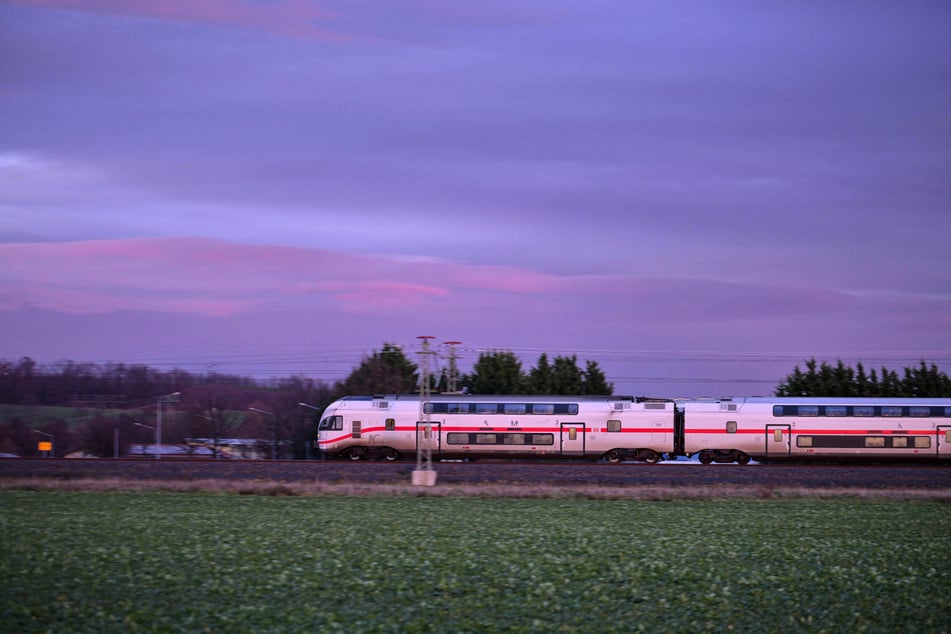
[1,0,950,398]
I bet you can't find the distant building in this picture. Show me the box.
[127,444,215,458]
[127,438,289,459]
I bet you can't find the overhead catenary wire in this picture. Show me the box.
[14,340,951,394]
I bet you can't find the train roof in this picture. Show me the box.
[351,394,639,402]
[684,396,951,405]
[342,394,639,403]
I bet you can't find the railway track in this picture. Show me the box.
[2,458,950,491]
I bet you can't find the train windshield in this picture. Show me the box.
[318,415,343,431]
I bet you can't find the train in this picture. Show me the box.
[315,394,951,464]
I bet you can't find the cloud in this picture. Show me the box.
[3,236,934,330]
[0,237,576,316]
[2,236,949,398]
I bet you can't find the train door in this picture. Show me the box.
[938,425,951,458]
[560,422,586,457]
[765,424,790,459]
[416,421,442,457]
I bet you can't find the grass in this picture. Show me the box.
[1,491,949,633]
[0,404,124,429]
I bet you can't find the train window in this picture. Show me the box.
[504,434,526,445]
[915,437,931,448]
[797,436,813,447]
[567,428,578,441]
[797,406,819,417]
[607,420,621,432]
[773,429,784,442]
[352,421,362,439]
[476,403,498,415]
[532,404,555,415]
[772,405,785,416]
[319,415,343,431]
[881,407,902,417]
[726,421,737,434]
[909,407,930,418]
[865,437,885,448]
[825,406,847,417]
[558,404,579,416]
[852,406,874,417]
[475,433,496,444]
[423,403,434,414]
[385,418,395,431]
[504,404,527,415]
[531,434,554,445]
[892,437,908,448]
[945,408,951,417]
[446,433,467,445]
[447,403,469,414]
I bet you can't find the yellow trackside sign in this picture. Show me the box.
[38,441,52,452]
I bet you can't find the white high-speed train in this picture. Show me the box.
[682,397,951,463]
[315,394,951,463]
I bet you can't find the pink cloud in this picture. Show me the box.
[321,282,450,313]
[4,237,944,355]
[450,265,566,294]
[0,238,570,317]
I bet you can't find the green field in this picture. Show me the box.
[1,492,948,633]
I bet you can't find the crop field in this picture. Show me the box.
[2,492,949,633]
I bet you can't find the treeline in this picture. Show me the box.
[775,359,951,397]
[3,351,948,458]
[332,345,614,396]
[0,356,336,460]
[0,346,613,458]
[462,351,613,395]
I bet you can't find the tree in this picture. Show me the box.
[0,419,35,456]
[526,354,614,395]
[902,360,951,397]
[526,354,554,394]
[183,385,247,459]
[337,343,418,395]
[582,360,614,395]
[550,355,585,394]
[80,414,118,458]
[463,351,526,394]
[270,376,336,459]
[775,358,951,397]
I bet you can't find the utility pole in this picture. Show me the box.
[412,335,437,486]
[155,392,181,459]
[444,341,463,393]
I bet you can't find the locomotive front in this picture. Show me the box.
[315,398,348,458]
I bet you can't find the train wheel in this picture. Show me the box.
[735,453,750,465]
[698,451,714,465]
[606,450,623,464]
[347,447,367,461]
[642,451,661,464]
[382,448,400,462]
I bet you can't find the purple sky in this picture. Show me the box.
[2,0,950,397]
